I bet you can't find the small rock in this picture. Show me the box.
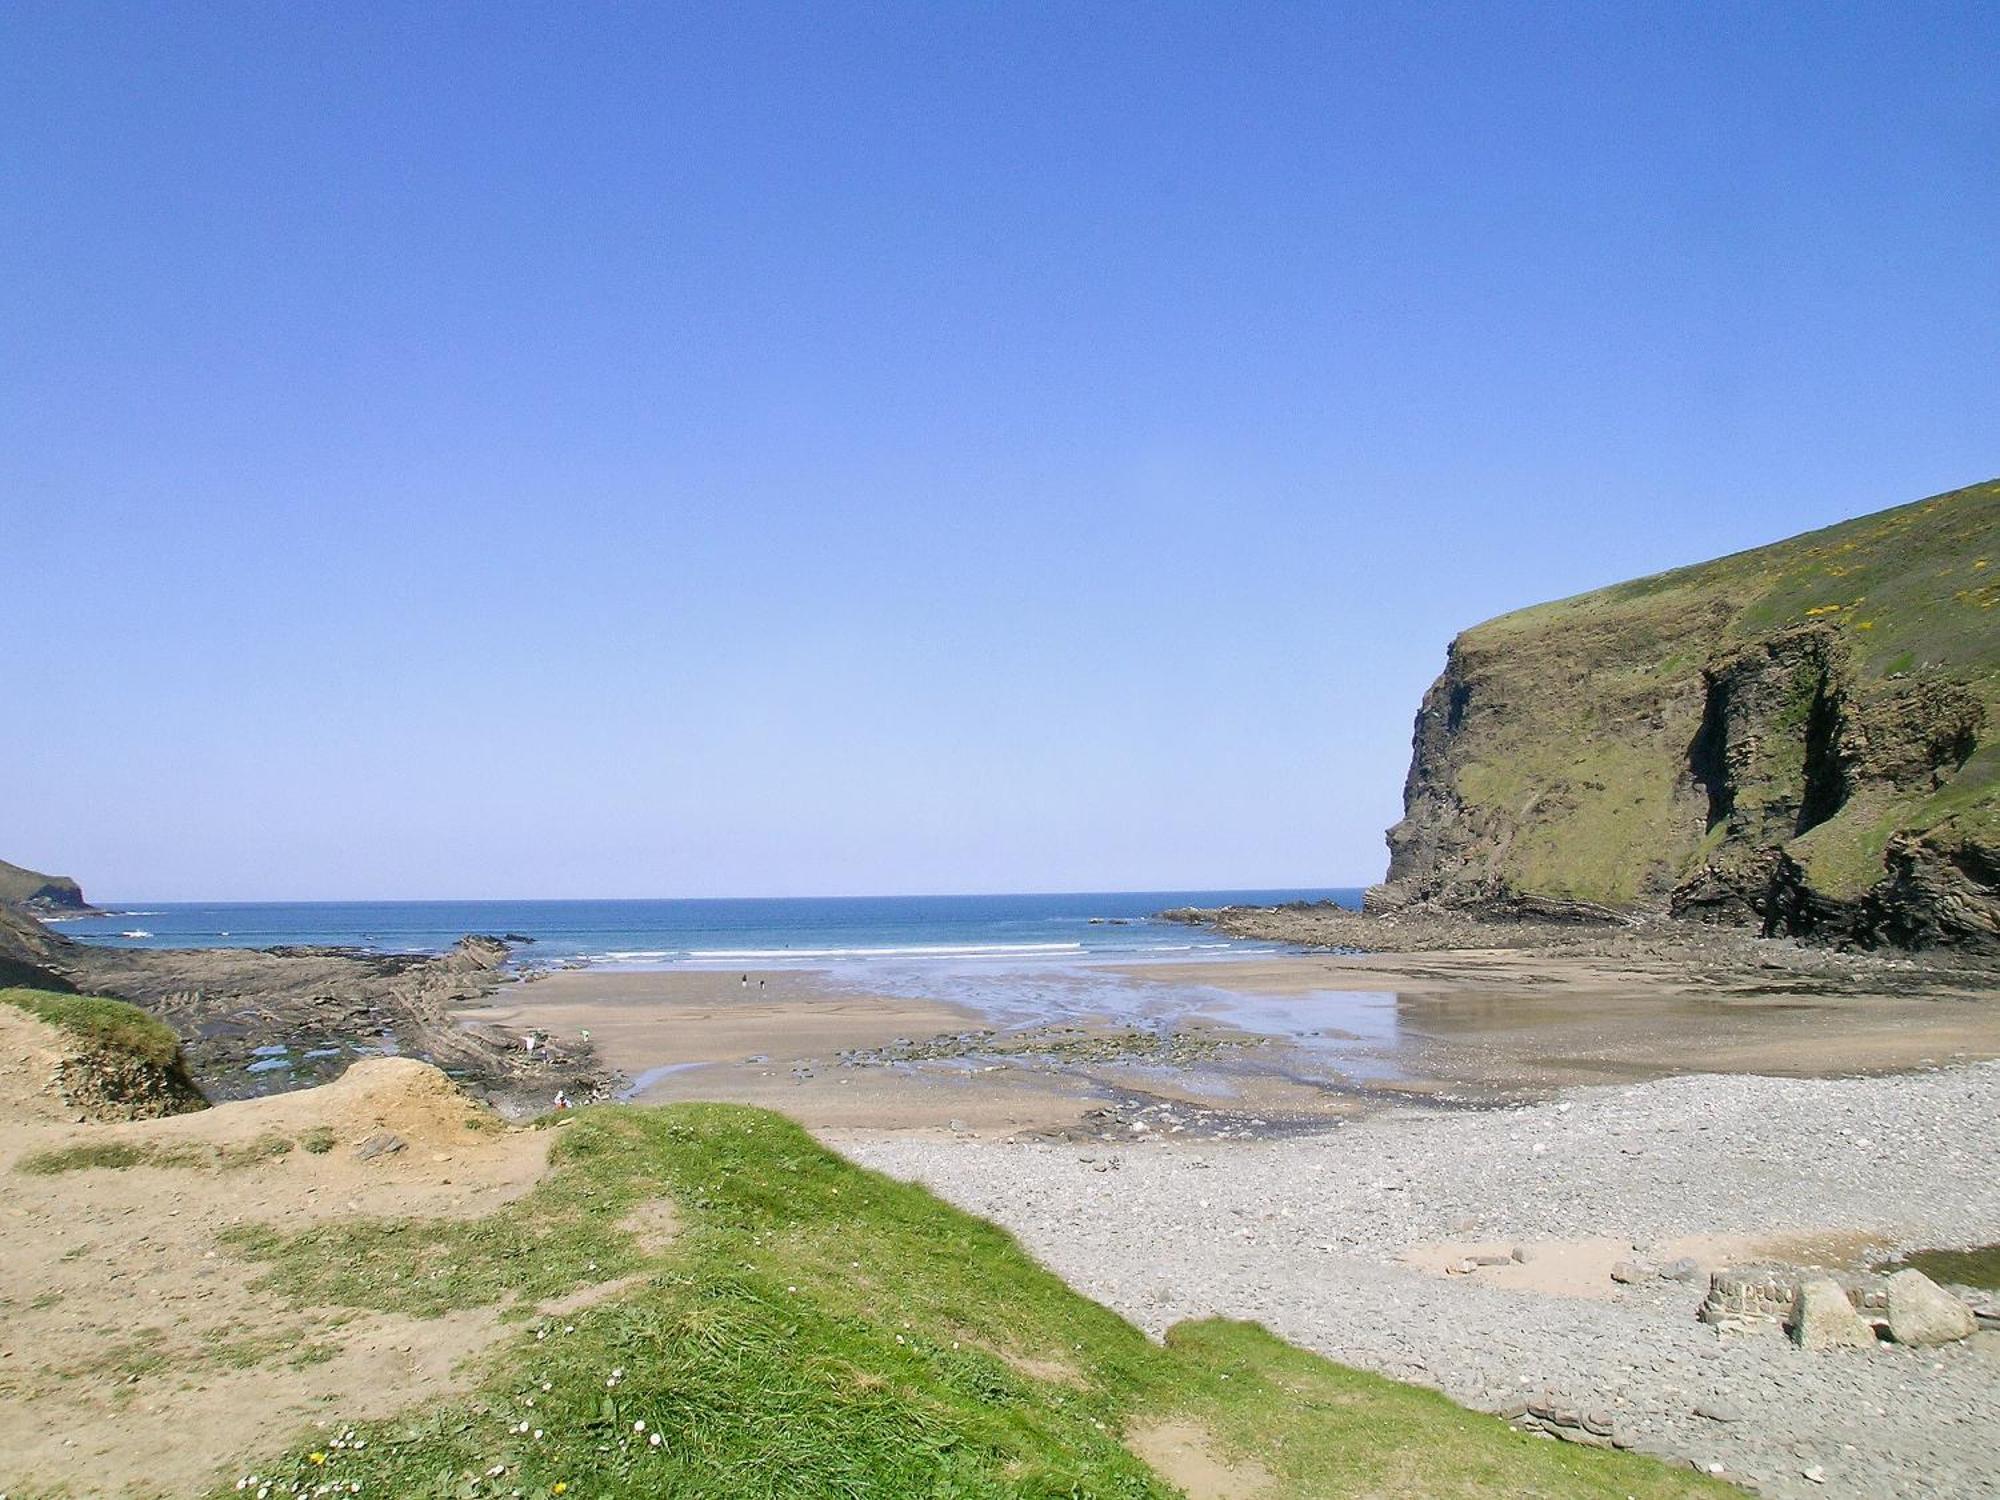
[1610,1260,1649,1285]
[1693,1401,1741,1423]
[1659,1256,1701,1282]
[1802,1466,1827,1485]
[1885,1269,1977,1346]
[1510,1245,1534,1263]
[1471,1252,1513,1267]
[1552,1425,1611,1449]
[352,1131,407,1161]
[1789,1277,1875,1350]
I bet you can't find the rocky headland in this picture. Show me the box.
[1186,480,2000,955]
[1377,480,2000,949]
[0,855,94,917]
[0,901,608,1116]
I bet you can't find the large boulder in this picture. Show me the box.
[1886,1269,1978,1346]
[1788,1277,1875,1350]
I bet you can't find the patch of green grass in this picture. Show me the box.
[217,1132,294,1169]
[201,1327,294,1370]
[19,1132,306,1176]
[199,1324,344,1371]
[299,1125,338,1154]
[17,1139,209,1175]
[211,1104,1736,1499]
[60,1326,170,1383]
[0,986,184,1068]
[1876,1244,2000,1290]
[220,1147,650,1322]
[1458,736,1686,904]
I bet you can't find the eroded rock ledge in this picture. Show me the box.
[0,903,609,1115]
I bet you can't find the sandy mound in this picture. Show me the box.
[126,1054,504,1155]
[0,1057,560,1498]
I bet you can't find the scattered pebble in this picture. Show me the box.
[853,1060,2000,1499]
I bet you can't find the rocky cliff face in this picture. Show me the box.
[0,858,90,915]
[1375,479,2000,949]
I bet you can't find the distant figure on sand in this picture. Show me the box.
[741,973,748,987]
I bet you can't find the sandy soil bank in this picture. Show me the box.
[0,1008,554,1499]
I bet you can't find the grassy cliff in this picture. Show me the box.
[1380,478,2000,946]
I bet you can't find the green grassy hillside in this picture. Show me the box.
[212,1103,1731,1499]
[1383,479,2000,943]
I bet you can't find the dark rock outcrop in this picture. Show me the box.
[0,900,608,1115]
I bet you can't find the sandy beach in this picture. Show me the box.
[462,967,1100,1130]
[479,948,2000,1135]
[466,945,2000,1495]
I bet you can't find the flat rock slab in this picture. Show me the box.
[353,1129,408,1161]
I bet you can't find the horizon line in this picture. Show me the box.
[78,882,1373,908]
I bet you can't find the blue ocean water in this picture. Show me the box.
[54,889,1361,968]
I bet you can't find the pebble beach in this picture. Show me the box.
[848,1061,2000,1499]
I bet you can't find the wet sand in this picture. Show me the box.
[472,950,2000,1134]
[461,969,1102,1130]
[1114,952,2000,1089]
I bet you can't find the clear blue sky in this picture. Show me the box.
[5,3,1996,900]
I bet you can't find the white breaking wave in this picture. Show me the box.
[684,941,1087,960]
